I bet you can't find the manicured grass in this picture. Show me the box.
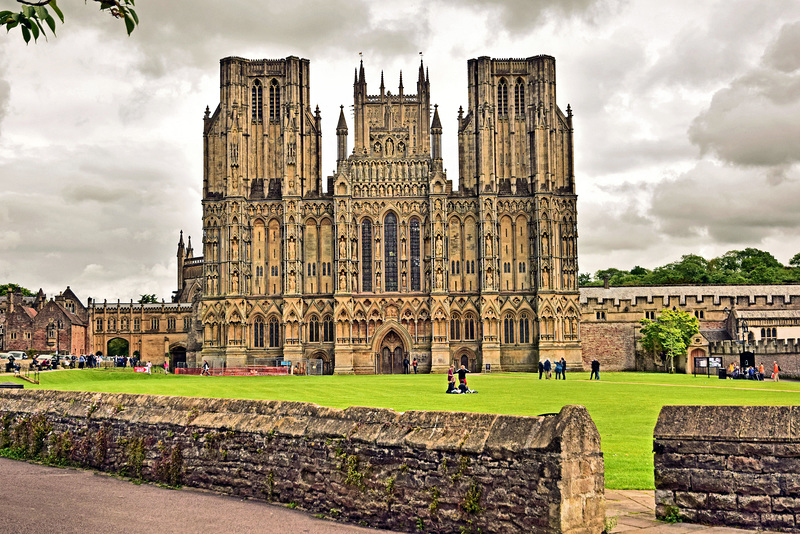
[8,369,800,489]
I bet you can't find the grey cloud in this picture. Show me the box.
[763,20,800,73]
[649,161,800,243]
[437,0,618,34]
[689,68,800,167]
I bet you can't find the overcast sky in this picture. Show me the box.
[2,0,800,302]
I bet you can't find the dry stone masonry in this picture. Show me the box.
[0,390,604,534]
[654,405,800,531]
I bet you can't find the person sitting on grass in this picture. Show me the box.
[446,365,458,393]
[457,365,477,393]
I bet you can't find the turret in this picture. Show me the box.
[431,104,442,161]
[336,105,348,164]
[177,231,185,290]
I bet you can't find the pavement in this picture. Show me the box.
[606,489,783,533]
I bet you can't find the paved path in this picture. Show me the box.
[0,458,399,534]
[607,489,783,533]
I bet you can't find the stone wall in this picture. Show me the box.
[654,405,800,531]
[580,322,636,371]
[0,390,605,534]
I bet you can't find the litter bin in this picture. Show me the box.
[718,369,727,379]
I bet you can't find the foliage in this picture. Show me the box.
[107,338,129,356]
[0,282,34,296]
[138,294,158,304]
[581,248,800,286]
[0,0,138,44]
[639,309,699,374]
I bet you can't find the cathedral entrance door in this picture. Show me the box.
[378,331,405,374]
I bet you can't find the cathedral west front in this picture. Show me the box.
[197,54,580,374]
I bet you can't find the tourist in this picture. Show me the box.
[145,361,152,374]
[554,359,562,380]
[446,365,457,393]
[590,358,600,380]
[758,362,765,381]
[457,364,470,392]
[538,360,544,380]
[543,357,552,379]
[78,354,85,369]
[201,360,210,376]
[560,358,567,380]
[412,357,418,374]
[773,361,780,382]
[403,356,410,374]
[164,360,169,374]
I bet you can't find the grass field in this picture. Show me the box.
[8,369,800,490]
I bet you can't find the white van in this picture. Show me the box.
[8,351,26,360]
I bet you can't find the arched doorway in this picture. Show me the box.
[311,351,335,375]
[107,337,129,357]
[378,330,405,374]
[171,346,187,369]
[456,348,479,373]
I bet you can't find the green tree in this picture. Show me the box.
[138,294,158,304]
[107,338,129,357]
[790,252,800,268]
[1,0,138,44]
[0,283,34,296]
[639,309,699,374]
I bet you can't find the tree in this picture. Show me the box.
[1,0,138,44]
[639,309,699,374]
[0,283,34,296]
[789,252,800,268]
[138,294,158,304]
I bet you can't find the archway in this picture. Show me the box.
[107,337,129,357]
[378,330,405,374]
[171,345,187,369]
[311,351,335,375]
[455,348,479,373]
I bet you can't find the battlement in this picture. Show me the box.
[580,285,800,308]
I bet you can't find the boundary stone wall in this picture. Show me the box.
[654,405,800,531]
[0,390,605,534]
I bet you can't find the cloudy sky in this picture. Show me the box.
[2,0,800,302]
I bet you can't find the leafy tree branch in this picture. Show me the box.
[1,0,138,44]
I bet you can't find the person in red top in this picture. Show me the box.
[773,361,780,382]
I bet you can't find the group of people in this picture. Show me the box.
[538,357,569,380]
[402,357,419,374]
[727,361,781,381]
[446,364,477,394]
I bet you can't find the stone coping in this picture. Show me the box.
[655,405,800,442]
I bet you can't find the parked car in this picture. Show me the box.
[8,350,27,360]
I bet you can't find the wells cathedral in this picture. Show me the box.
[190,54,580,374]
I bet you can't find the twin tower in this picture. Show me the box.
[199,55,580,374]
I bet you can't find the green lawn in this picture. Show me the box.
[8,369,800,489]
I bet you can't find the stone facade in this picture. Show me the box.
[654,405,800,531]
[198,55,580,374]
[0,389,605,534]
[580,285,800,374]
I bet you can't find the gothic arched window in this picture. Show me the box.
[362,220,372,292]
[323,316,334,342]
[450,315,461,340]
[498,78,508,117]
[268,317,281,347]
[410,219,421,291]
[519,313,530,344]
[269,79,280,122]
[253,317,265,348]
[384,212,398,291]
[309,316,320,343]
[504,313,515,344]
[514,78,525,116]
[251,80,263,122]
[465,315,476,340]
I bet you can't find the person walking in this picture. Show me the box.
[412,358,418,374]
[554,359,562,380]
[543,358,552,379]
[773,361,780,382]
[590,358,600,380]
[560,358,567,380]
[538,360,544,379]
[403,356,410,374]
[201,360,210,376]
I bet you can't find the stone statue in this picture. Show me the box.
[339,270,346,291]
[435,235,443,257]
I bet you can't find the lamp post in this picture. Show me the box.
[0,324,4,351]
